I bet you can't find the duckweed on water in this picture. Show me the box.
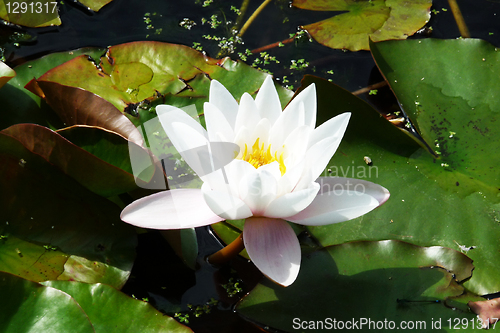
[222,277,243,297]
[289,58,309,70]
[202,14,222,29]
[192,42,203,51]
[230,5,241,15]
[179,18,197,30]
[174,313,190,324]
[201,0,213,7]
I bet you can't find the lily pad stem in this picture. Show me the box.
[238,0,273,37]
[447,0,470,38]
[250,36,295,54]
[207,233,245,265]
[234,0,251,30]
[351,81,388,96]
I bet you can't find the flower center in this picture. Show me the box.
[240,138,286,176]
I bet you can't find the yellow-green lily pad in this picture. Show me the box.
[292,0,432,51]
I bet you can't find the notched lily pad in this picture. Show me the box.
[110,62,154,91]
[236,240,475,332]
[371,38,500,201]
[27,41,293,130]
[292,0,432,51]
[297,75,500,295]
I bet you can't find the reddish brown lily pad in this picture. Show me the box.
[469,298,500,329]
[2,123,145,197]
[25,81,144,145]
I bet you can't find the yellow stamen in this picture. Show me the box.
[238,138,286,175]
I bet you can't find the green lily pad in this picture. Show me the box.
[370,38,500,293]
[0,272,94,332]
[292,0,432,51]
[0,131,136,287]
[0,61,15,89]
[294,75,500,296]
[0,0,61,27]
[237,240,475,332]
[57,255,133,287]
[0,235,68,281]
[78,0,114,12]
[42,280,193,332]
[160,229,199,270]
[0,272,192,333]
[371,38,500,200]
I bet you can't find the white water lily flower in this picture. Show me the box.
[121,76,389,286]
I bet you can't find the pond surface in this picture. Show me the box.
[2,0,500,332]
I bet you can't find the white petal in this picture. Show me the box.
[284,83,316,128]
[156,105,215,178]
[120,189,223,229]
[235,93,261,135]
[255,76,282,125]
[308,112,350,149]
[277,159,305,196]
[282,125,311,166]
[209,80,239,128]
[225,159,257,196]
[157,105,208,143]
[239,169,278,215]
[204,102,234,142]
[247,118,271,147]
[202,183,253,220]
[264,182,320,218]
[303,131,345,184]
[162,122,216,179]
[233,126,250,158]
[243,217,301,287]
[291,161,315,192]
[201,168,230,192]
[287,177,390,226]
[257,161,281,181]
[269,101,305,150]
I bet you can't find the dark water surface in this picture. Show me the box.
[2,0,500,332]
